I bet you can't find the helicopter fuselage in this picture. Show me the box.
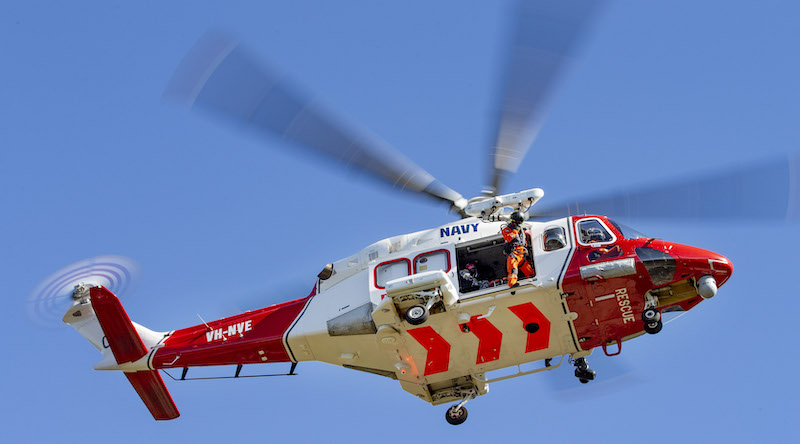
[66,214,732,417]
[148,215,730,405]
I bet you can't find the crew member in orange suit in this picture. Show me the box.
[502,211,534,288]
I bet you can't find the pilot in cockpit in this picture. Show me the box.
[581,224,621,261]
[582,226,608,243]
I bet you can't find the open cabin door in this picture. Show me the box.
[455,231,535,294]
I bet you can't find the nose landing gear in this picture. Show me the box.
[642,307,663,334]
[572,357,596,384]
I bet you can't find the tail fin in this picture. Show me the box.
[64,286,180,420]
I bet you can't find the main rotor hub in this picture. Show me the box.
[464,188,544,221]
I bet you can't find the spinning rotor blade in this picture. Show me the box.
[532,155,800,221]
[488,0,605,195]
[26,255,140,328]
[165,33,467,212]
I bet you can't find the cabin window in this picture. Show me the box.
[543,226,567,251]
[374,259,411,289]
[414,250,450,273]
[577,219,614,245]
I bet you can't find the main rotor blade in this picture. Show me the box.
[532,155,800,221]
[488,0,605,195]
[165,33,467,212]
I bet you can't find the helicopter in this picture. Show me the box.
[33,0,798,426]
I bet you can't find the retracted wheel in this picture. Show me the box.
[644,320,663,334]
[445,405,468,425]
[404,305,429,325]
[642,308,661,323]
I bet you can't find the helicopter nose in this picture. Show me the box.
[711,253,733,284]
[671,244,733,297]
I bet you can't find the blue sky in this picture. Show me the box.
[2,1,798,442]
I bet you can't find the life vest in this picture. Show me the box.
[501,224,526,255]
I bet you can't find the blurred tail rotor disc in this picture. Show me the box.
[26,255,140,328]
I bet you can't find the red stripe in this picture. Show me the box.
[407,326,450,376]
[508,302,551,353]
[466,315,502,364]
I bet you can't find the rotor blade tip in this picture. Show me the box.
[163,31,240,106]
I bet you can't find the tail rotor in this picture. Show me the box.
[27,255,140,328]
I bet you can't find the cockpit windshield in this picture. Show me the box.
[608,219,648,239]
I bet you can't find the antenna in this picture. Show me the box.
[197,313,212,332]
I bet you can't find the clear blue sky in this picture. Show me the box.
[2,1,798,442]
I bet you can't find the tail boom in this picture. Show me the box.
[149,293,312,370]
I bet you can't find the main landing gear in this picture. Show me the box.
[403,292,443,325]
[573,357,596,384]
[445,404,468,425]
[642,307,663,335]
[444,391,476,425]
[404,304,429,325]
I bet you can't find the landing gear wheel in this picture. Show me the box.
[445,405,468,425]
[575,368,596,383]
[404,305,429,325]
[642,308,661,323]
[644,320,663,334]
[573,357,596,384]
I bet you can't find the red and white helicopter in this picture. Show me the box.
[34,1,797,425]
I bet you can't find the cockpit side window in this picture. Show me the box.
[543,226,567,251]
[578,219,614,244]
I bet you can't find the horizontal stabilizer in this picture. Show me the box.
[90,286,180,420]
[125,371,180,420]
